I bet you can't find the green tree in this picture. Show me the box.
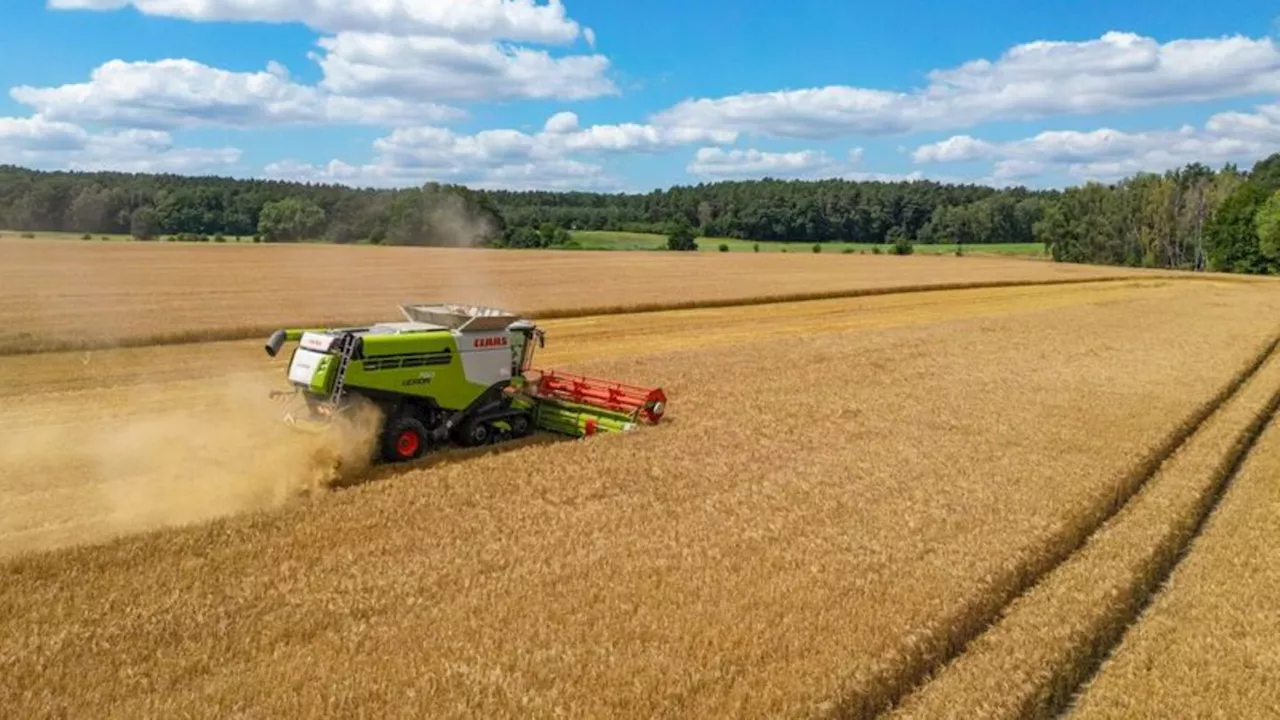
[666,220,698,251]
[1255,191,1280,264]
[130,206,158,240]
[1207,183,1270,273]
[258,197,326,242]
[502,226,544,249]
[887,226,914,255]
[538,222,572,246]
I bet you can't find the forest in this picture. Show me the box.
[1,153,1279,274]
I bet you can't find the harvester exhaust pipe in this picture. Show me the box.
[265,329,287,358]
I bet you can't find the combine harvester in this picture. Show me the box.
[264,303,667,462]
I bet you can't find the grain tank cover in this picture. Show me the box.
[399,303,521,333]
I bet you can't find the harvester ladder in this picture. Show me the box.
[330,333,358,404]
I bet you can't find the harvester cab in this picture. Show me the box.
[264,303,665,463]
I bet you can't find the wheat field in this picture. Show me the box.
[1066,399,1280,718]
[0,235,1176,354]
[4,252,1280,718]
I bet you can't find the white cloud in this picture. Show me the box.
[0,116,240,173]
[687,147,837,179]
[543,111,580,134]
[653,31,1280,139]
[313,32,614,101]
[1204,102,1280,143]
[265,60,290,80]
[11,59,463,130]
[265,155,610,191]
[48,0,585,44]
[913,101,1280,181]
[843,170,929,183]
[265,112,736,190]
[911,135,994,163]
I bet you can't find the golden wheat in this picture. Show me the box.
[0,280,1218,557]
[887,330,1280,719]
[1064,401,1280,718]
[4,280,1280,718]
[0,236,1182,354]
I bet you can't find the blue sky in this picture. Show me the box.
[0,0,1278,191]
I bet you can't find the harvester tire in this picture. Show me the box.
[382,417,430,463]
[458,418,492,447]
[509,412,532,439]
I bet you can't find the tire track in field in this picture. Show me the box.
[1052,366,1280,717]
[818,331,1280,719]
[880,330,1280,720]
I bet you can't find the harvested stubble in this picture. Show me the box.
[887,328,1280,720]
[1065,401,1280,718]
[0,281,1217,557]
[0,236,1172,354]
[5,282,1280,718]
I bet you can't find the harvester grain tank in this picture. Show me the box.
[264,303,666,462]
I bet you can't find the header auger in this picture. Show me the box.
[264,303,667,463]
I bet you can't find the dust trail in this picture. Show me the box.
[425,190,498,249]
[0,374,383,558]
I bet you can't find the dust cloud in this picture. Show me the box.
[0,375,384,557]
[426,191,498,249]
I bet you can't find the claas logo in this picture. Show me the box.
[474,336,509,349]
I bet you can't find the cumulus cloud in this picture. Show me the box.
[0,116,240,173]
[47,0,585,44]
[913,101,1280,181]
[265,155,610,191]
[653,32,1280,139]
[313,32,615,101]
[687,147,837,179]
[10,59,463,129]
[39,0,614,113]
[266,112,736,190]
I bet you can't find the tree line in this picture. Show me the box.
[2,154,1279,274]
[1033,156,1280,273]
[0,165,1046,248]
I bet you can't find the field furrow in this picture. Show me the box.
[3,280,1279,718]
[886,327,1280,720]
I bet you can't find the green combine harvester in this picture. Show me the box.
[264,303,667,463]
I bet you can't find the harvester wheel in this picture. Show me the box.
[509,412,532,439]
[459,419,492,447]
[382,417,430,463]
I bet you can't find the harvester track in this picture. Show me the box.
[819,330,1280,719]
[1052,364,1280,717]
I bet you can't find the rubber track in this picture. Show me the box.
[819,330,1280,719]
[0,275,1191,357]
[1051,357,1280,717]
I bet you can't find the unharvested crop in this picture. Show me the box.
[0,236,1177,354]
[0,280,1213,557]
[888,331,1280,719]
[4,280,1280,718]
[1065,404,1280,718]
